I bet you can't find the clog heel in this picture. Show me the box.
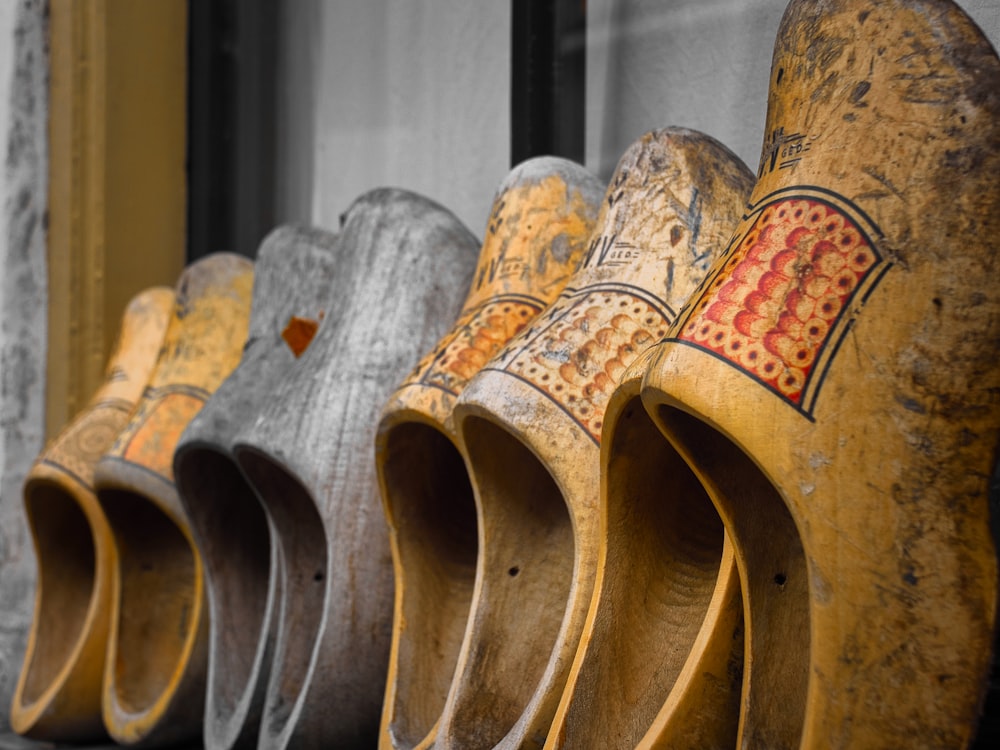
[642,1,1000,746]
[232,189,479,749]
[93,253,254,746]
[174,226,339,750]
[10,287,173,743]
[441,128,755,749]
[376,157,603,750]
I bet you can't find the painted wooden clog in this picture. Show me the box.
[375,157,603,750]
[441,128,756,749]
[232,188,479,749]
[10,287,174,743]
[544,345,746,750]
[641,1,1000,747]
[93,253,254,746]
[173,227,339,750]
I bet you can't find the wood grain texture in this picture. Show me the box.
[92,253,253,746]
[375,157,603,750]
[173,226,339,750]
[10,288,173,743]
[642,1,1000,747]
[443,127,755,750]
[232,189,479,749]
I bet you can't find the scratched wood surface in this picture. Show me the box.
[439,128,756,750]
[375,157,603,750]
[173,227,339,750]
[10,288,173,744]
[641,0,1000,747]
[92,254,254,746]
[232,189,479,749]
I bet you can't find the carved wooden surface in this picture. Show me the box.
[376,157,603,750]
[173,227,339,750]
[642,0,1000,747]
[92,254,253,746]
[232,189,479,749]
[442,128,755,750]
[10,288,173,743]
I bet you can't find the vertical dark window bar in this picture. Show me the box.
[511,0,586,166]
[187,0,278,261]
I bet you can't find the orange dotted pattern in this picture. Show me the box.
[679,197,876,405]
[500,290,670,441]
[121,391,205,482]
[418,299,541,395]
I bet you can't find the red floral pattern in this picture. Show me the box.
[679,197,876,405]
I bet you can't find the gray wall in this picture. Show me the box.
[0,0,48,728]
[274,1,999,234]
[275,0,512,240]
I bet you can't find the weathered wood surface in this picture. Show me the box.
[232,189,479,749]
[442,128,755,749]
[10,288,173,743]
[173,227,339,750]
[375,157,603,750]
[92,254,254,746]
[642,0,1000,747]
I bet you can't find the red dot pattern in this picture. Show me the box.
[679,198,875,404]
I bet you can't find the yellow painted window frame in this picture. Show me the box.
[46,0,187,439]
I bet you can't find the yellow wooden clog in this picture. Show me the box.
[10,287,173,743]
[93,253,253,746]
[376,157,603,750]
[642,1,1000,746]
[441,128,755,749]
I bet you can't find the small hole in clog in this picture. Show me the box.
[508,566,520,577]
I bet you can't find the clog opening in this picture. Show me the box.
[99,490,197,715]
[381,422,477,746]
[20,484,97,704]
[174,447,272,724]
[655,404,808,749]
[448,415,573,748]
[234,449,327,737]
[556,395,739,748]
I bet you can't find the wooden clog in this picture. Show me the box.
[232,189,479,749]
[92,253,254,746]
[173,227,339,750]
[376,157,603,750]
[641,1,1000,746]
[544,345,746,750]
[9,287,173,743]
[442,128,755,749]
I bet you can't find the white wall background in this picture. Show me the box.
[275,0,512,241]
[274,1,999,235]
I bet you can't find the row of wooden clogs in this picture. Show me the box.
[11,0,1000,747]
